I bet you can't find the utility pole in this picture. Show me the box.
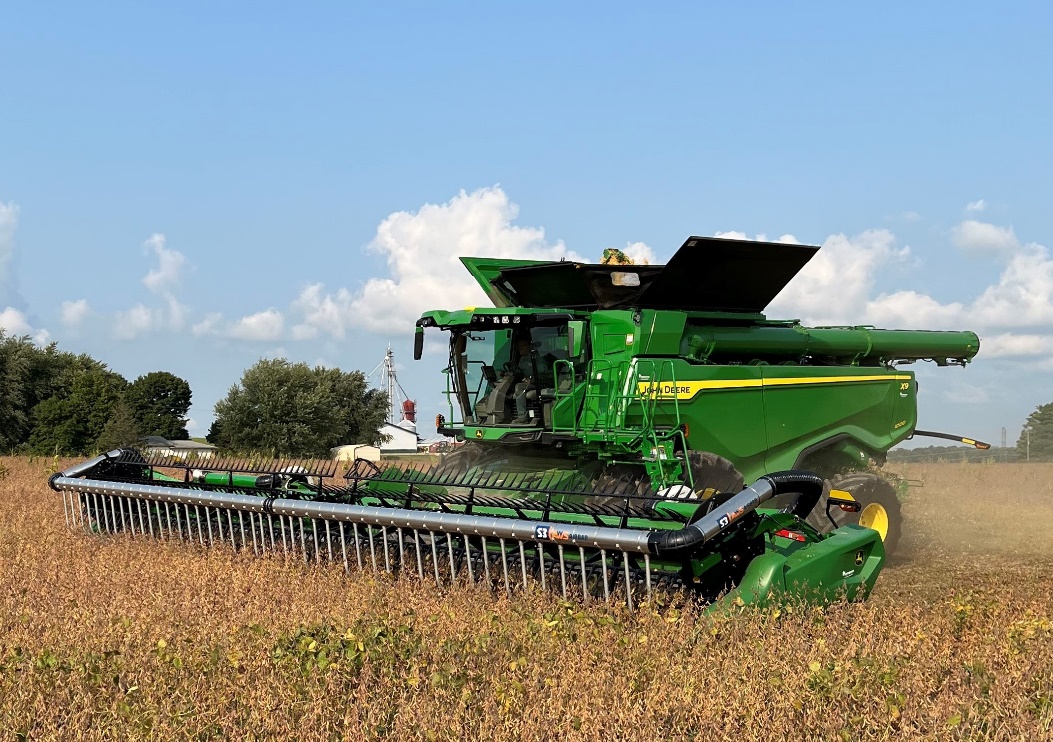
[1027,427,1031,462]
[1001,427,1007,463]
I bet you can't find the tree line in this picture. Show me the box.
[1,333,389,458]
[0,333,192,455]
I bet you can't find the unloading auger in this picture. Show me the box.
[49,448,885,609]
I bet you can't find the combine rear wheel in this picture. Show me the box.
[806,473,902,556]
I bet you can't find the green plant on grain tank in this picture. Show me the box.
[46,236,982,610]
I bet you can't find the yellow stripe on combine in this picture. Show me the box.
[637,374,912,400]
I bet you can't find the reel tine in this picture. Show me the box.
[299,518,308,563]
[91,493,102,534]
[644,555,652,602]
[446,533,456,583]
[414,529,425,580]
[558,545,568,600]
[105,495,115,534]
[214,507,224,545]
[499,539,510,595]
[538,542,546,592]
[622,552,634,610]
[600,549,610,602]
[481,537,491,587]
[367,525,377,573]
[430,533,441,586]
[312,520,320,562]
[382,526,391,573]
[352,524,363,570]
[325,520,333,563]
[579,546,588,602]
[519,541,528,591]
[463,535,474,583]
[137,499,147,537]
[340,523,349,572]
[250,512,259,554]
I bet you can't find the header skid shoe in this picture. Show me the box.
[50,449,885,609]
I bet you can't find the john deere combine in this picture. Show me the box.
[413,235,984,557]
[49,235,982,608]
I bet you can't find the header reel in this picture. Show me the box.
[49,448,885,610]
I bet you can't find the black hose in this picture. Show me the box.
[647,470,824,558]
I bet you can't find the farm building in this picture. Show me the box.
[140,436,218,460]
[330,444,381,462]
[379,421,419,454]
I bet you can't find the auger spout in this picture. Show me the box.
[648,471,825,558]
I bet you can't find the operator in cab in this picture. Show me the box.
[511,335,557,424]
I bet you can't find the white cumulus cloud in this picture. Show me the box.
[60,299,90,327]
[114,234,189,338]
[981,333,1053,358]
[114,304,156,340]
[226,309,285,341]
[864,290,967,329]
[965,199,987,213]
[767,229,910,324]
[142,233,188,330]
[192,308,285,341]
[971,243,1053,327]
[0,306,50,345]
[951,219,1018,254]
[344,186,581,333]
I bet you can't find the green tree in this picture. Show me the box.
[212,359,388,457]
[95,399,143,451]
[0,333,32,451]
[28,367,128,455]
[125,371,192,439]
[1017,402,1053,461]
[0,333,104,451]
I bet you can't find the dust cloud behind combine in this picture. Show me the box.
[1,458,1050,740]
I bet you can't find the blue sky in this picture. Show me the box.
[2,2,1052,448]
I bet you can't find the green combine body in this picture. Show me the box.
[416,236,981,555]
[47,235,979,609]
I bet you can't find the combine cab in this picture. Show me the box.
[49,235,983,607]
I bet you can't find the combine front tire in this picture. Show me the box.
[686,451,744,502]
[807,473,903,556]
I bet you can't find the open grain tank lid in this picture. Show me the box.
[461,236,820,313]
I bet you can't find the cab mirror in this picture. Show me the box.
[413,328,424,360]
[567,320,585,357]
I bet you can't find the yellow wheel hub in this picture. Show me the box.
[858,503,889,541]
